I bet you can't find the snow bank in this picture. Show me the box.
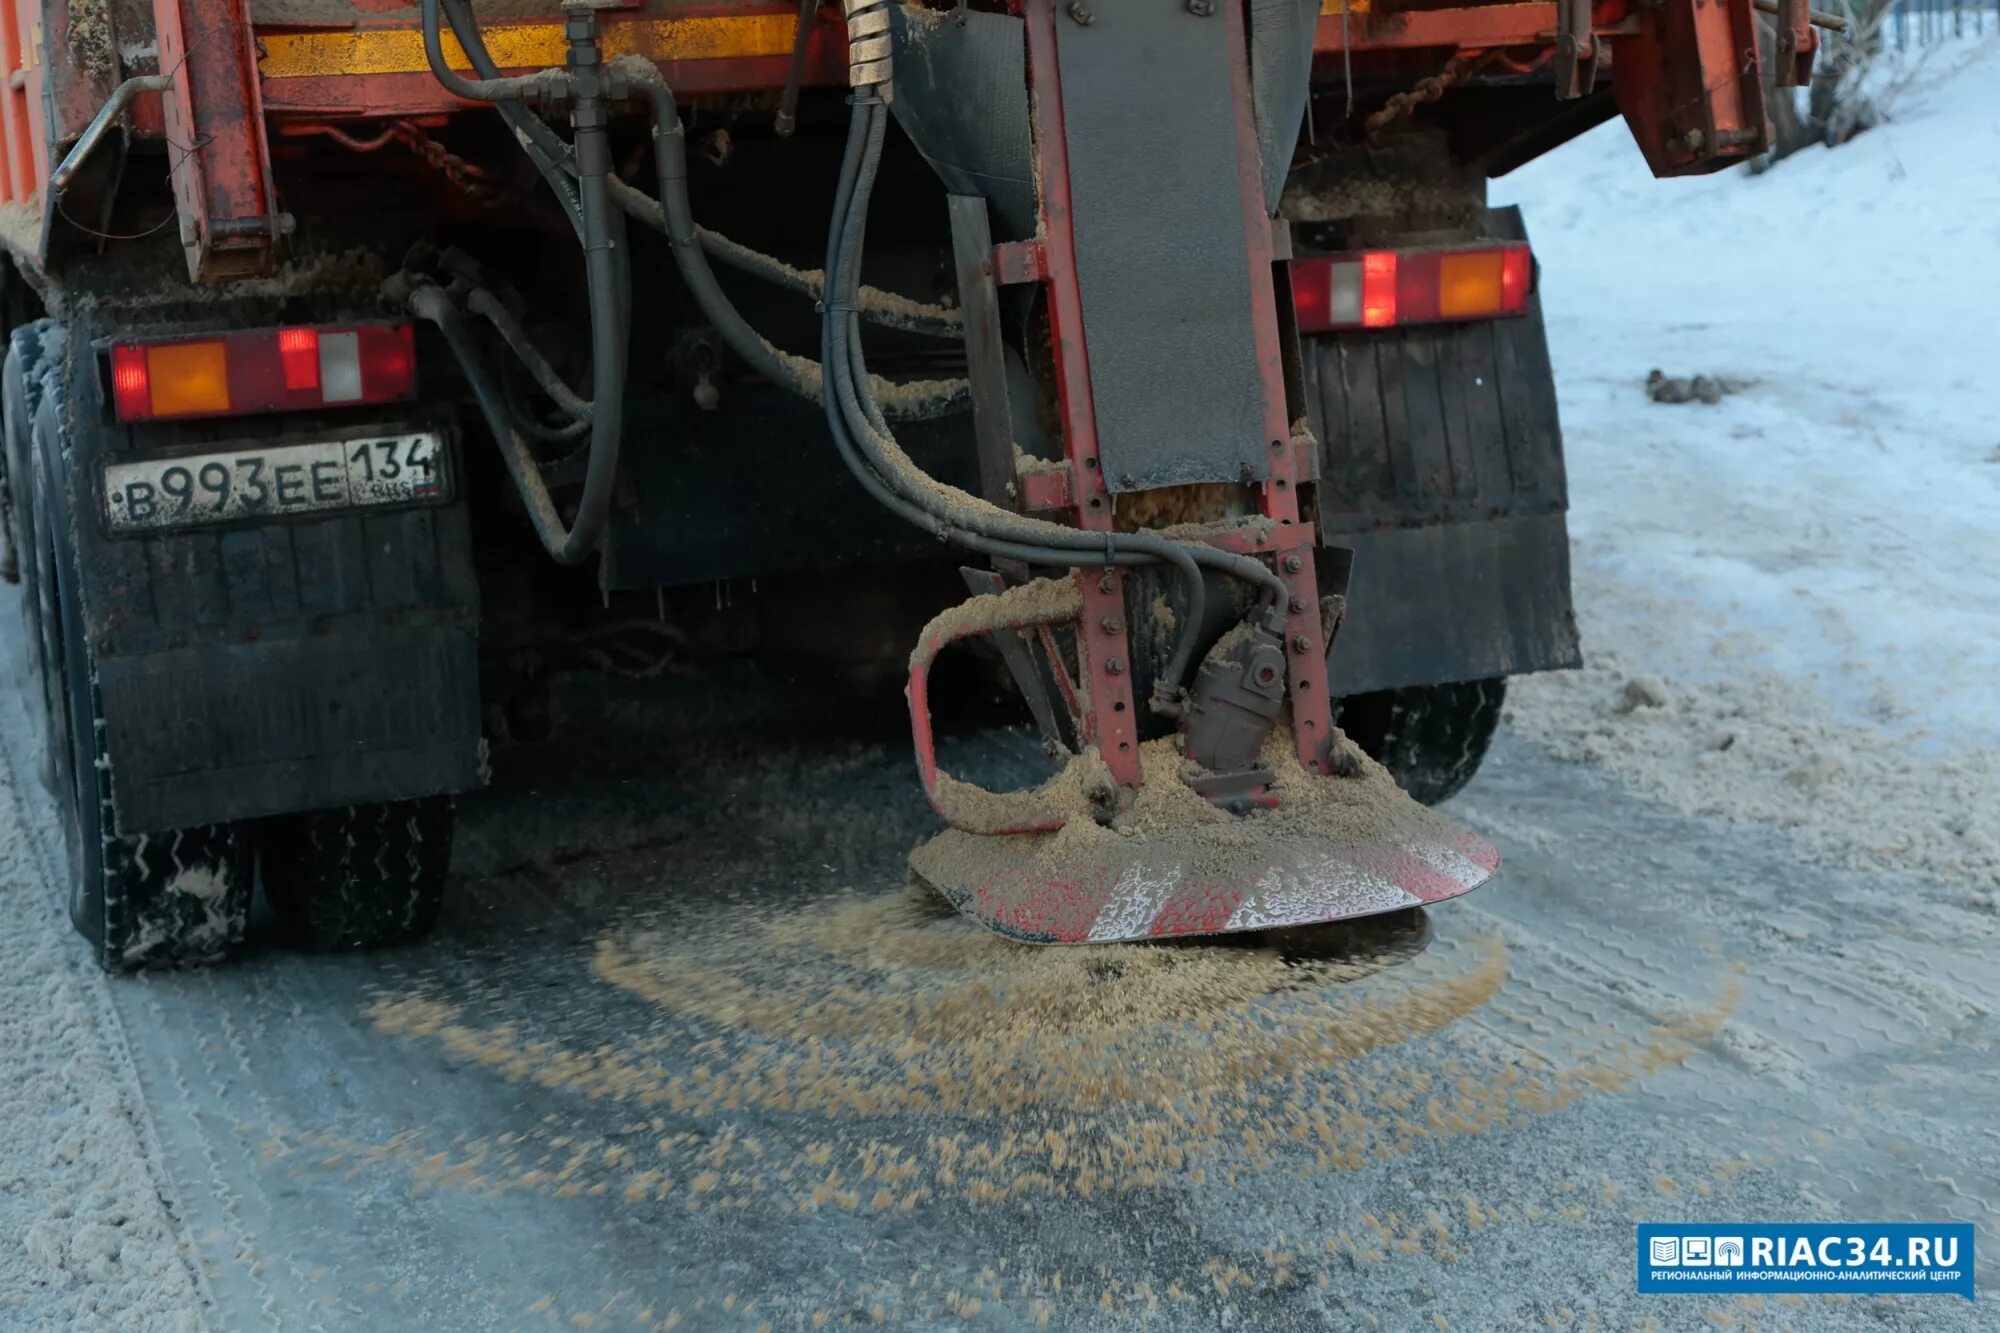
[1491,39,2000,895]
[0,776,211,1329]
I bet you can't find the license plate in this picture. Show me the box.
[104,433,447,533]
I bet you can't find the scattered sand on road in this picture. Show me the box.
[0,767,211,1330]
[351,883,1739,1217]
[1507,571,2000,901]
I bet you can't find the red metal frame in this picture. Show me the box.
[0,0,42,207]
[1312,0,1633,53]
[155,0,282,280]
[1021,0,1143,790]
[1223,0,1335,778]
[988,0,1338,794]
[0,0,1798,281]
[1610,0,1771,177]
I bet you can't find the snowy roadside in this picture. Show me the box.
[1491,39,2000,901]
[0,756,212,1329]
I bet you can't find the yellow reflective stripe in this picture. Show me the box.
[256,15,799,80]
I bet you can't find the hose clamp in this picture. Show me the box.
[842,0,894,100]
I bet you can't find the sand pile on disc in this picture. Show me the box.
[920,722,1480,896]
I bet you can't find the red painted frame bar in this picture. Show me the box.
[238,3,1645,120]
[1312,0,1635,51]
[259,52,850,117]
[255,4,849,117]
[1022,0,1143,791]
[1224,0,1334,777]
[157,0,281,280]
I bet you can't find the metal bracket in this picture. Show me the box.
[1773,0,1817,88]
[1610,0,1772,177]
[992,240,1048,286]
[947,195,1020,508]
[960,567,1072,756]
[1553,0,1600,99]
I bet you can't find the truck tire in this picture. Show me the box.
[258,798,453,950]
[3,323,56,789]
[1333,678,1506,807]
[1,335,29,582]
[31,390,254,971]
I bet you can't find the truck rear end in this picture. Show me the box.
[0,0,1827,967]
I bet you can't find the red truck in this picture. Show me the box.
[0,0,1826,969]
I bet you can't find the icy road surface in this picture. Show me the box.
[2,669,1995,1332]
[4,36,2000,1333]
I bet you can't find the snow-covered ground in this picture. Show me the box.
[0,769,209,1330]
[1495,38,2000,899]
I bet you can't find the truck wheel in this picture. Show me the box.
[4,322,58,790]
[1334,678,1506,806]
[258,799,453,950]
[32,393,253,971]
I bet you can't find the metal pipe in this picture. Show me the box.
[50,75,171,194]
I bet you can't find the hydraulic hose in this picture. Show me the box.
[819,100,1290,700]
[441,0,958,363]
[695,223,960,340]
[502,359,592,445]
[443,0,957,342]
[614,60,824,404]
[421,0,565,103]
[408,283,597,558]
[817,106,1203,690]
[465,287,591,424]
[439,0,582,237]
[416,0,628,564]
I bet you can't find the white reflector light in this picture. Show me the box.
[319,331,363,403]
[1328,261,1364,327]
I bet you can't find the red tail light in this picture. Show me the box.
[1290,243,1533,333]
[277,327,320,392]
[1361,252,1398,329]
[110,345,151,420]
[103,323,418,423]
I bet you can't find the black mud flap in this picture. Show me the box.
[1306,207,1581,695]
[53,346,482,837]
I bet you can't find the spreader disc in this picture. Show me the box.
[909,810,1500,944]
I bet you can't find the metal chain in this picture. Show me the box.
[1363,51,1486,135]
[391,123,509,207]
